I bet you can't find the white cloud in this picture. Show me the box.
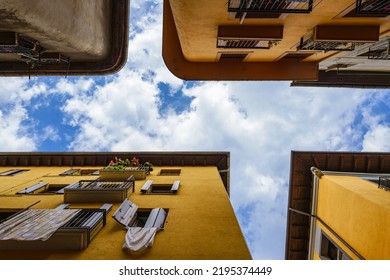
[362,125,390,151]
[0,77,49,151]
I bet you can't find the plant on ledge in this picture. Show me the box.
[103,157,153,175]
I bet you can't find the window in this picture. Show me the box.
[159,169,181,176]
[16,182,72,194]
[112,199,168,252]
[113,199,168,229]
[59,168,99,176]
[320,232,351,260]
[0,209,21,224]
[0,169,28,176]
[40,184,71,194]
[140,180,180,194]
[218,52,250,62]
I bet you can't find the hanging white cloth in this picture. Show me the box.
[0,209,80,241]
[123,227,158,252]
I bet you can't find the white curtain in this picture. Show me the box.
[123,227,158,252]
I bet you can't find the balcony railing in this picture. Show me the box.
[0,208,106,250]
[368,39,390,60]
[217,39,280,49]
[378,177,390,191]
[355,0,390,15]
[64,177,134,203]
[298,36,356,52]
[228,0,314,14]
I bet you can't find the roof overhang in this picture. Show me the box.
[0,0,129,76]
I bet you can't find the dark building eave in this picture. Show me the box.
[0,0,129,76]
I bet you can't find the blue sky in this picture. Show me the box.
[1,1,390,259]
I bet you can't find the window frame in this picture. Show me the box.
[140,180,180,194]
[158,169,182,176]
[320,231,351,260]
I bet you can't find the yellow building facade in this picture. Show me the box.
[163,0,390,86]
[310,172,390,260]
[286,151,390,260]
[0,152,251,260]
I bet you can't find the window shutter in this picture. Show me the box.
[140,180,153,193]
[17,182,48,194]
[59,169,79,176]
[112,199,139,227]
[144,208,167,229]
[171,180,180,193]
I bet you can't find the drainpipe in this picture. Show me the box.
[308,166,323,259]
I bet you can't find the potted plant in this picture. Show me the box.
[99,157,153,180]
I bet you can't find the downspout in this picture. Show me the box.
[308,166,323,259]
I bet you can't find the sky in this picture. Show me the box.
[1,0,390,259]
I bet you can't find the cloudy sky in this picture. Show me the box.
[1,1,390,259]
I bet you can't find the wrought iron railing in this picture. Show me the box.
[368,39,390,60]
[228,0,314,14]
[217,38,280,49]
[355,0,390,15]
[69,178,135,192]
[298,35,356,52]
[378,177,390,191]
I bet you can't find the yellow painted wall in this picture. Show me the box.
[316,175,390,259]
[312,220,360,260]
[0,165,251,260]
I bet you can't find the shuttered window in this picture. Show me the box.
[0,169,29,176]
[159,169,181,176]
[140,180,181,194]
[113,199,168,229]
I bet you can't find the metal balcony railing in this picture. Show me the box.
[378,177,390,191]
[64,177,135,203]
[355,0,390,15]
[70,178,135,192]
[228,0,314,14]
[217,38,279,49]
[368,39,390,60]
[298,36,356,52]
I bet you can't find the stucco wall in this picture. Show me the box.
[316,175,390,259]
[0,165,251,260]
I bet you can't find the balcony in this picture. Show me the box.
[355,0,390,16]
[64,177,134,203]
[0,32,70,67]
[298,35,356,52]
[217,25,283,50]
[298,25,379,52]
[0,208,106,250]
[378,177,390,191]
[367,39,390,60]
[228,0,314,14]
[217,38,279,49]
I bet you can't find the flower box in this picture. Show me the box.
[99,168,147,180]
